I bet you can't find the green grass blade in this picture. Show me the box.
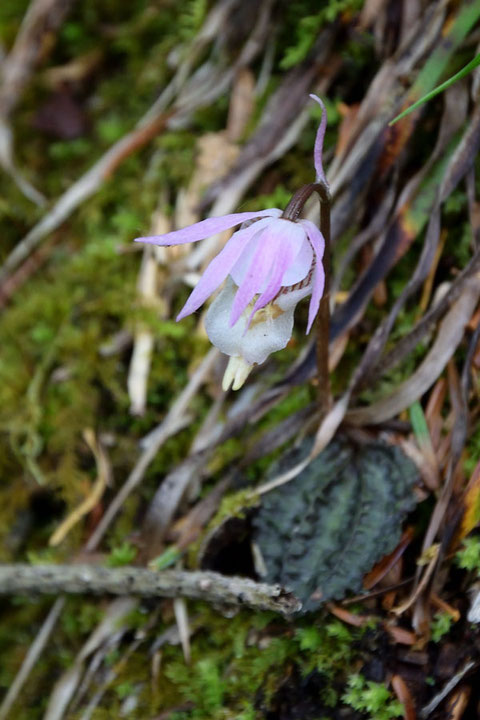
[390,53,480,125]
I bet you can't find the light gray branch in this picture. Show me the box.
[0,565,301,616]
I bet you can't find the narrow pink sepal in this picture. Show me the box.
[244,250,294,331]
[306,264,325,334]
[300,219,325,333]
[309,94,327,185]
[246,224,304,326]
[229,223,278,327]
[134,209,281,246]
[175,219,270,321]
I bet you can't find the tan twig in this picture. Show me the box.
[49,430,112,547]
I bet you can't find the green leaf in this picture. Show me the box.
[390,53,480,125]
[149,545,182,570]
[409,401,430,443]
[253,438,417,611]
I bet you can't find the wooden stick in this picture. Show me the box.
[0,564,301,616]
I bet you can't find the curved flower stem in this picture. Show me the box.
[283,182,331,419]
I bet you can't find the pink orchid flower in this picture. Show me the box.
[135,95,328,391]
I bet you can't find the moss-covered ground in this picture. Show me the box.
[2,0,480,718]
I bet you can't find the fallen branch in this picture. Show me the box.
[0,564,301,616]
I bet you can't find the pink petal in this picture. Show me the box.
[310,94,327,185]
[247,223,306,323]
[300,219,325,333]
[134,209,281,246]
[229,225,276,327]
[281,238,313,285]
[229,219,302,327]
[230,232,262,286]
[176,219,271,320]
[306,263,325,333]
[231,230,312,288]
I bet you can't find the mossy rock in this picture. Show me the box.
[253,437,417,612]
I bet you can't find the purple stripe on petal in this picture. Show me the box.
[246,221,305,325]
[300,219,326,333]
[134,208,281,246]
[245,255,292,330]
[176,219,272,321]
[229,221,283,326]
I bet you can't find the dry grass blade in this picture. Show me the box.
[0,597,65,720]
[173,597,191,664]
[255,393,351,495]
[128,223,169,416]
[420,661,476,719]
[85,347,219,552]
[49,429,112,546]
[0,0,76,204]
[43,598,136,720]
[347,278,480,425]
[392,544,439,616]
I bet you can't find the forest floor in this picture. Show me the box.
[2,1,480,718]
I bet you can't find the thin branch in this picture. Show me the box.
[0,565,301,616]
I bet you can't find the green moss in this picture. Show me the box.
[456,535,480,573]
[430,611,454,642]
[107,540,138,567]
[279,0,364,70]
[211,489,260,525]
[158,606,367,719]
[343,674,404,719]
[61,598,103,640]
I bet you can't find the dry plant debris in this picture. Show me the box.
[2,1,480,718]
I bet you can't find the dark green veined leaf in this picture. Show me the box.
[253,438,417,612]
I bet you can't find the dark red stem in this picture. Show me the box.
[283,182,331,420]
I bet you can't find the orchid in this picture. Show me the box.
[135,95,329,391]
